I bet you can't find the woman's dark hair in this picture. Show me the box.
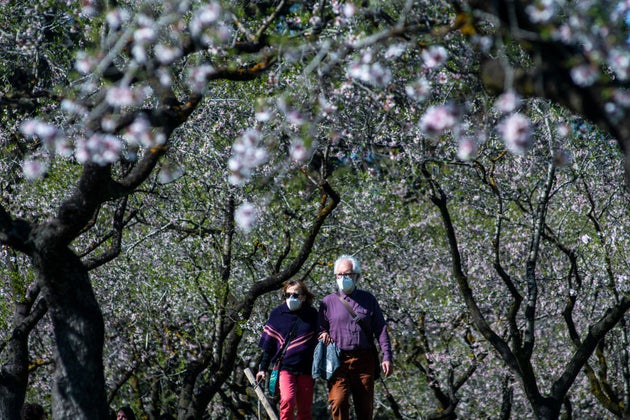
[117,407,137,420]
[21,403,46,420]
[283,279,314,306]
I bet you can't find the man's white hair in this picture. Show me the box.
[334,254,362,275]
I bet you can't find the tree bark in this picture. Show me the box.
[33,245,109,419]
[0,292,46,420]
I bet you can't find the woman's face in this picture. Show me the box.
[284,284,305,302]
[117,411,128,420]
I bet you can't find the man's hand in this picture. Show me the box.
[381,361,393,377]
[319,332,332,345]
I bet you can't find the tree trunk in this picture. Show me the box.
[0,250,47,420]
[0,305,30,420]
[532,396,562,420]
[34,245,108,419]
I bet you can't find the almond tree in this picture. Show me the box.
[1,0,629,419]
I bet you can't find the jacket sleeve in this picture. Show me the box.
[259,350,272,371]
[371,298,392,362]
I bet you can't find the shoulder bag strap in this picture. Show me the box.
[336,294,373,345]
[273,318,301,367]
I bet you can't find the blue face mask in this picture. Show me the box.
[337,275,355,293]
[286,296,302,311]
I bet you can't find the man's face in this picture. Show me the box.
[336,259,354,277]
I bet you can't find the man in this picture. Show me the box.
[318,255,393,420]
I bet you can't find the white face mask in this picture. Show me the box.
[286,296,302,311]
[337,276,355,294]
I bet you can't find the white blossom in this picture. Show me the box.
[228,129,268,185]
[190,3,222,37]
[235,202,257,233]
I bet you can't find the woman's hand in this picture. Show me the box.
[255,370,266,384]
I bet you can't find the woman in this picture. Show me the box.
[116,407,136,420]
[256,280,318,420]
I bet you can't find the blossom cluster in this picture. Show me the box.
[234,202,257,233]
[228,129,268,185]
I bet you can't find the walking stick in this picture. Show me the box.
[379,377,404,419]
[244,367,279,420]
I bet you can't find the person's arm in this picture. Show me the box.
[318,299,333,344]
[255,350,272,382]
[372,298,393,377]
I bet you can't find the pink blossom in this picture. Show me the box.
[555,123,571,138]
[52,138,72,158]
[419,104,458,137]
[84,134,123,165]
[22,158,48,180]
[347,62,392,87]
[457,137,478,161]
[106,86,141,107]
[343,3,357,17]
[570,64,599,86]
[20,119,57,140]
[106,8,130,29]
[405,77,431,102]
[188,65,215,92]
[124,115,156,148]
[383,95,396,111]
[422,46,448,69]
[157,68,173,87]
[154,44,182,65]
[289,138,311,162]
[286,110,305,126]
[133,27,156,45]
[526,0,558,23]
[75,51,97,74]
[608,48,630,80]
[61,99,87,116]
[498,113,533,155]
[309,16,322,26]
[255,109,272,122]
[494,90,522,114]
[385,43,406,59]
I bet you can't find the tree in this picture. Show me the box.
[1,0,629,418]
